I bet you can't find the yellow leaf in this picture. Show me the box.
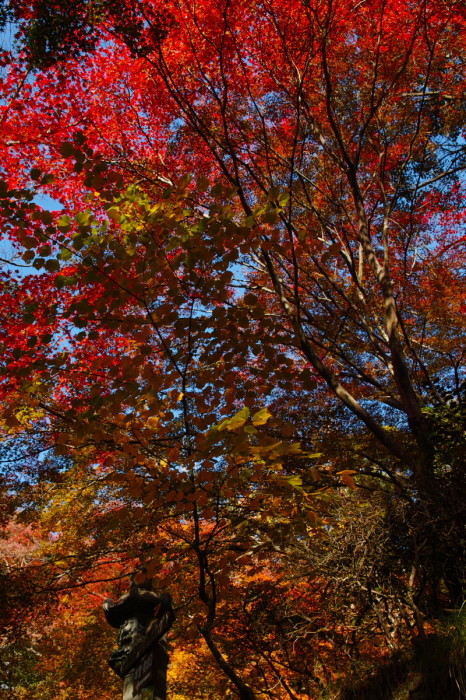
[251,407,272,426]
[287,475,303,488]
[217,406,250,431]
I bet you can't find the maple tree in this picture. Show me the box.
[0,0,465,697]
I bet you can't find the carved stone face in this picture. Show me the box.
[118,617,146,651]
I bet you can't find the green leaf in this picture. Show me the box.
[45,259,60,272]
[59,248,72,261]
[54,275,66,289]
[58,215,71,229]
[75,211,91,226]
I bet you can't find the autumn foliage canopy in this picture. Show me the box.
[0,0,464,697]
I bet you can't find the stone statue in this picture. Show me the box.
[103,580,175,680]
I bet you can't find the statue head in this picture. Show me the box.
[118,617,146,651]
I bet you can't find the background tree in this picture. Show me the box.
[0,0,464,697]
